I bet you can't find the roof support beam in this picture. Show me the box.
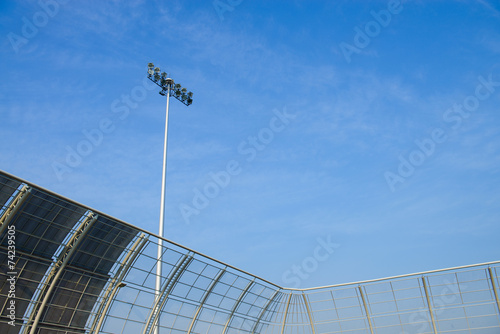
[252,290,280,334]
[142,253,193,334]
[358,285,374,334]
[222,280,255,334]
[421,276,438,334]
[301,293,316,334]
[280,293,292,334]
[90,232,148,333]
[187,268,226,334]
[488,267,500,317]
[24,211,98,334]
[0,184,31,236]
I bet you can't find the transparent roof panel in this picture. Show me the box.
[0,170,499,334]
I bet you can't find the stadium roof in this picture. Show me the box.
[1,170,499,334]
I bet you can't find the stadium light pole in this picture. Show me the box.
[147,63,193,334]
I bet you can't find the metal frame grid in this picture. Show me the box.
[301,267,500,334]
[0,170,499,334]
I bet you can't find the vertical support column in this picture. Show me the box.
[155,85,171,334]
[488,267,500,316]
[301,293,316,334]
[421,276,438,334]
[358,286,374,334]
[280,293,292,334]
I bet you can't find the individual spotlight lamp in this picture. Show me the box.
[147,62,154,76]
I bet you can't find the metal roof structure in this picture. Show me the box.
[0,170,499,334]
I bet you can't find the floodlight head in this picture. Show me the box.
[145,65,193,105]
[147,63,154,76]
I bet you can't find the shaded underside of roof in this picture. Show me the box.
[0,170,499,334]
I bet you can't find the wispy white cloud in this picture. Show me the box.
[2,0,500,288]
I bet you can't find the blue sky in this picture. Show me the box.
[1,0,499,288]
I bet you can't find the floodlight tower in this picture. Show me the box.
[147,63,193,334]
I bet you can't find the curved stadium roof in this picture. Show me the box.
[0,170,499,334]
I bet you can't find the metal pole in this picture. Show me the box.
[154,85,171,334]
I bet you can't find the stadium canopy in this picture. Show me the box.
[1,170,499,334]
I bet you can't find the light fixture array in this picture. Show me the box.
[147,63,193,106]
